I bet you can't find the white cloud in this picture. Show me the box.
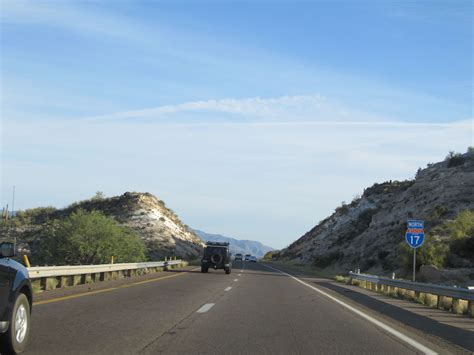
[79,95,472,132]
[79,94,395,124]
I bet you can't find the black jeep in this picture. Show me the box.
[201,242,232,274]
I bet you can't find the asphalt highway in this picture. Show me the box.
[22,261,472,354]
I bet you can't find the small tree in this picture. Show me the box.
[92,191,106,200]
[445,151,465,168]
[398,239,449,270]
[39,209,145,265]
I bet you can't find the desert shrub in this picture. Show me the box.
[15,206,57,224]
[91,191,105,200]
[398,210,474,270]
[39,209,145,265]
[445,151,465,168]
[398,239,449,270]
[262,251,274,261]
[433,210,474,239]
[442,210,474,261]
[335,201,349,214]
[429,205,448,223]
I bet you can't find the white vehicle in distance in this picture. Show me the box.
[234,253,243,261]
[249,256,257,263]
[244,254,251,261]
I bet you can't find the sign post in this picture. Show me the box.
[405,220,425,282]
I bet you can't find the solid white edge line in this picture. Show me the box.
[224,286,232,291]
[196,303,215,313]
[262,264,437,355]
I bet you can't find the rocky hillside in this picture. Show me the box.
[193,229,274,257]
[274,151,474,279]
[0,192,205,262]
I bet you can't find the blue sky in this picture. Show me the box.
[1,0,472,248]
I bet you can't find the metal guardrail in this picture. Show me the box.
[28,260,184,279]
[349,272,474,302]
[27,260,187,292]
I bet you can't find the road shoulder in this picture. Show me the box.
[264,262,474,354]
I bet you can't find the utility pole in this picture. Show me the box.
[11,186,16,218]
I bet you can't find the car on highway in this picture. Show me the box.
[201,242,232,274]
[234,253,243,261]
[0,242,33,354]
[249,256,257,263]
[244,254,251,261]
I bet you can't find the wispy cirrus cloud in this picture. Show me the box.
[79,94,472,129]
[81,95,331,122]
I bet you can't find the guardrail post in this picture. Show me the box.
[452,298,461,314]
[58,276,67,288]
[437,295,444,309]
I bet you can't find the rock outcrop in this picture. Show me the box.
[274,151,474,278]
[0,192,205,261]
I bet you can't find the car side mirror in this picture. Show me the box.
[0,242,16,258]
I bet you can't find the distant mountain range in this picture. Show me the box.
[193,229,274,258]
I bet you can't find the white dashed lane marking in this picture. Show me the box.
[238,274,242,276]
[233,279,238,282]
[196,303,215,313]
[224,287,232,291]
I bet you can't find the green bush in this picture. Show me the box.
[91,191,105,201]
[399,210,474,270]
[39,209,145,265]
[262,251,274,261]
[15,206,57,224]
[445,151,465,168]
[399,240,449,270]
[433,210,474,239]
[441,210,474,261]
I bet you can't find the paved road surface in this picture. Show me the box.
[22,261,473,354]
